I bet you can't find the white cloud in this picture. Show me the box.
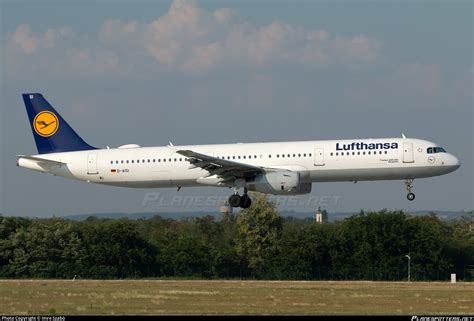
[213,8,235,23]
[67,49,119,74]
[10,24,39,54]
[97,0,382,74]
[5,0,382,76]
[9,24,72,55]
[333,34,380,65]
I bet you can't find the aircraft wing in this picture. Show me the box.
[176,149,265,180]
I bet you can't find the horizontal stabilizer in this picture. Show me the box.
[17,155,66,165]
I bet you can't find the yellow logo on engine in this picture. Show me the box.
[33,111,59,137]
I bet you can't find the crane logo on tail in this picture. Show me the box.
[33,111,59,137]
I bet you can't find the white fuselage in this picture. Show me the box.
[17,138,460,192]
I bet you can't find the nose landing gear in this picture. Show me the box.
[405,179,415,201]
[228,188,252,208]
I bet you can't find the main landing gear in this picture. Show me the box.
[405,179,415,201]
[228,188,252,209]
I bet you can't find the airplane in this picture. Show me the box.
[17,93,460,208]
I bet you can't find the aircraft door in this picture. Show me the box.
[87,152,99,175]
[314,148,325,166]
[403,142,414,163]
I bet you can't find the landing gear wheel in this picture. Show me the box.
[404,179,415,201]
[228,194,241,207]
[239,195,252,208]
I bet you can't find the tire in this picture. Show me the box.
[239,195,252,208]
[228,194,241,207]
[407,193,415,201]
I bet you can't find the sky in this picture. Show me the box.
[0,0,472,217]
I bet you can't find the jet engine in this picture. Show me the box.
[247,171,311,195]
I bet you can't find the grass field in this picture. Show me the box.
[0,280,472,315]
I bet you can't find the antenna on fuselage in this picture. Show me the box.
[402,133,407,139]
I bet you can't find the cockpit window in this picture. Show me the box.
[427,147,446,154]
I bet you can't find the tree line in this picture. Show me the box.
[0,194,472,280]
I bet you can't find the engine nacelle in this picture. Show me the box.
[247,171,311,195]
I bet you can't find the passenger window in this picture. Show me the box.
[336,153,339,156]
[269,155,272,158]
[330,152,333,156]
[298,154,301,157]
[303,153,306,157]
[384,151,387,154]
[352,152,355,155]
[363,152,366,155]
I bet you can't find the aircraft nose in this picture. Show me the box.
[448,154,460,170]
